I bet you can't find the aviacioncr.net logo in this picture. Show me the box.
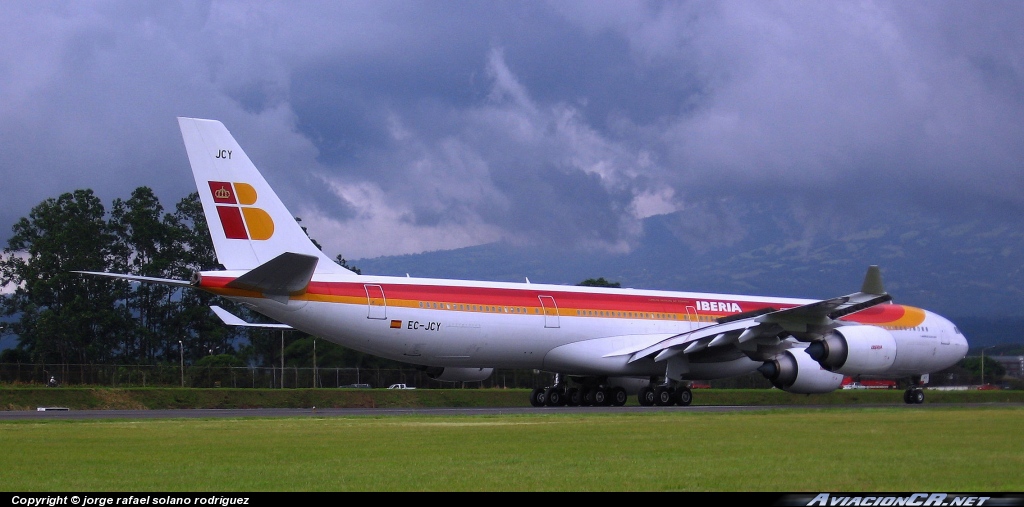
[208,181,274,240]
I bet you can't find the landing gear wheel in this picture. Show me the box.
[566,387,581,406]
[638,386,654,406]
[530,387,546,407]
[580,387,594,406]
[654,386,674,406]
[610,387,628,407]
[676,387,693,406]
[904,388,925,404]
[545,387,565,406]
[593,388,608,406]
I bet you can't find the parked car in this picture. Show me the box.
[340,383,372,389]
[387,383,416,389]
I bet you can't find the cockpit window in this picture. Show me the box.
[954,326,962,335]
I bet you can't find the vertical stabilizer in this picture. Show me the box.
[177,117,353,276]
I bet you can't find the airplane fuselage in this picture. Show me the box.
[197,271,968,380]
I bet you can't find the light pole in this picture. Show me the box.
[178,340,184,388]
[981,346,996,386]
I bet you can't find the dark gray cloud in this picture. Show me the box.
[1,1,1021,261]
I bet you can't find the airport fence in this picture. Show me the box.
[7,363,978,390]
[0,362,551,389]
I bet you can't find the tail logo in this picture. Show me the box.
[208,181,275,240]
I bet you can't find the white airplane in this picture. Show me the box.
[78,117,970,407]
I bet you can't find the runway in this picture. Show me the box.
[0,403,1002,420]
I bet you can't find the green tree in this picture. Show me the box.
[108,187,180,363]
[577,277,621,288]
[283,336,389,369]
[295,217,322,250]
[107,189,244,366]
[334,254,361,274]
[960,356,1006,384]
[166,192,238,364]
[3,188,257,374]
[0,190,128,377]
[188,353,246,387]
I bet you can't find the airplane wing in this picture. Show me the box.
[621,265,892,364]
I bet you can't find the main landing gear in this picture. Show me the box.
[530,375,629,407]
[529,375,694,408]
[903,375,925,404]
[637,383,692,407]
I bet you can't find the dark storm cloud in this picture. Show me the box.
[646,2,1024,215]
[1,1,1021,261]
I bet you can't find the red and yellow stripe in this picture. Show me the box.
[195,277,925,327]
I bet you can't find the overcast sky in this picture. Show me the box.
[2,1,1022,261]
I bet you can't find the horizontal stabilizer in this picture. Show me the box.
[210,306,291,329]
[225,252,318,302]
[73,271,193,288]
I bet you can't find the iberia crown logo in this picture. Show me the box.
[208,181,275,240]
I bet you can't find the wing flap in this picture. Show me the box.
[622,318,756,363]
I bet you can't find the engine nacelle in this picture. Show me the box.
[758,348,845,394]
[424,367,494,383]
[805,325,897,375]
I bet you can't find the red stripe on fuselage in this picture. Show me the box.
[840,304,905,323]
[208,277,788,315]
[198,277,921,326]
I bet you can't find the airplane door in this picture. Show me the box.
[538,295,559,328]
[364,284,387,320]
[685,306,698,332]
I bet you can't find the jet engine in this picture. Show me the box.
[758,348,845,394]
[805,325,896,375]
[424,367,495,383]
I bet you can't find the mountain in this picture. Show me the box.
[352,204,1024,348]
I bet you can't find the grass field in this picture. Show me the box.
[3,386,1023,410]
[1,406,1021,492]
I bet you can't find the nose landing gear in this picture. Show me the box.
[903,375,926,404]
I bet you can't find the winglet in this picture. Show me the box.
[827,265,892,320]
[860,265,886,295]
